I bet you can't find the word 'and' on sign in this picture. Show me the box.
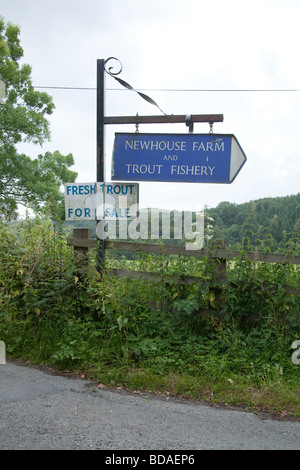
[111,133,247,183]
[65,182,139,220]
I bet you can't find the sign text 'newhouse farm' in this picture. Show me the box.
[112,133,246,184]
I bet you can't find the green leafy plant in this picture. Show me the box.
[0,216,299,417]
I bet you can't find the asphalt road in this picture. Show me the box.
[0,360,299,451]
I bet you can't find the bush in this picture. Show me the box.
[0,217,299,416]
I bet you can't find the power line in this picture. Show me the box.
[109,88,299,92]
[33,86,299,92]
[34,86,95,90]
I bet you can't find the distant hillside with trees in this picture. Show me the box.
[208,192,300,249]
[64,193,300,253]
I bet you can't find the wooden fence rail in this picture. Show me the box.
[68,229,300,299]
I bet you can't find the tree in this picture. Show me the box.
[214,201,238,226]
[0,17,77,219]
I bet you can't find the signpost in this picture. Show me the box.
[65,182,139,221]
[112,133,246,183]
[64,57,247,275]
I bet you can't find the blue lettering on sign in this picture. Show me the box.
[68,208,91,218]
[111,133,245,183]
[65,182,139,220]
[104,208,130,218]
[66,184,96,195]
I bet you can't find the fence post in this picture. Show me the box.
[73,228,90,266]
[213,241,227,310]
[214,240,227,282]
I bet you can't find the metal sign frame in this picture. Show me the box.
[96,58,227,275]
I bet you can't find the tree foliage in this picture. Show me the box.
[208,193,300,250]
[0,17,77,219]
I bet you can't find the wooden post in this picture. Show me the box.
[212,240,226,311]
[73,228,90,265]
[214,240,227,282]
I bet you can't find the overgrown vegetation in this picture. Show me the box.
[0,212,299,418]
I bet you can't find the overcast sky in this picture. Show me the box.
[1,0,299,212]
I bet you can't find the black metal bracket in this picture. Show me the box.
[185,114,194,133]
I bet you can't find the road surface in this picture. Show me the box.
[0,360,299,451]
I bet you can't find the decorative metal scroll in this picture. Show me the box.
[104,57,166,115]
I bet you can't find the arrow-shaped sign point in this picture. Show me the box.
[229,136,247,182]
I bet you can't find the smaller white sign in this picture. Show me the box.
[65,182,139,221]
